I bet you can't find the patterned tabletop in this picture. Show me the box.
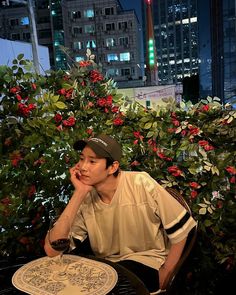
[12,255,118,295]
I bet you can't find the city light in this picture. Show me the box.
[148,38,155,65]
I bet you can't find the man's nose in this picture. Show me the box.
[80,161,88,171]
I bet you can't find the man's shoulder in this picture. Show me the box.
[122,171,155,185]
[122,170,150,178]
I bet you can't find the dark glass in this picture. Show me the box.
[50,238,70,252]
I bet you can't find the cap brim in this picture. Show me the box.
[73,139,112,159]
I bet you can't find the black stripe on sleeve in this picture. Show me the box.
[165,211,191,235]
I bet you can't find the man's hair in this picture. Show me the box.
[105,158,120,177]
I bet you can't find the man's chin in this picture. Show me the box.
[80,176,91,184]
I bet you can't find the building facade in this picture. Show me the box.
[61,0,142,85]
[198,0,236,104]
[0,0,54,67]
[147,0,199,85]
[0,0,143,87]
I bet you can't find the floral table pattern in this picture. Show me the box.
[12,255,118,294]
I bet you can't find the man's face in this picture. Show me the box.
[76,145,110,186]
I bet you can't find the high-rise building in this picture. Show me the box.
[198,0,236,104]
[146,0,199,85]
[0,0,54,68]
[142,0,235,104]
[0,0,143,87]
[50,0,67,69]
[61,0,142,86]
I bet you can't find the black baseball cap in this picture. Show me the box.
[73,134,122,162]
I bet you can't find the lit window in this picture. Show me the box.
[184,58,190,63]
[75,56,84,62]
[73,41,83,50]
[86,40,96,48]
[106,38,115,47]
[107,54,119,62]
[120,52,130,61]
[20,17,29,25]
[190,17,197,23]
[84,9,94,18]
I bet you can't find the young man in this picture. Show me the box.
[44,134,197,293]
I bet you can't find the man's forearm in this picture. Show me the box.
[159,238,187,289]
[44,188,88,257]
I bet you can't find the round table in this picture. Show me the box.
[0,255,149,295]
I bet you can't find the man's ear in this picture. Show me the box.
[108,161,120,174]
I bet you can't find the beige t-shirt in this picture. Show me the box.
[71,171,197,270]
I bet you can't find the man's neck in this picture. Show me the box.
[96,172,121,204]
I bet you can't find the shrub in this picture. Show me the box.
[0,53,235,293]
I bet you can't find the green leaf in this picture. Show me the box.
[211,166,219,175]
[204,165,211,171]
[3,74,12,83]
[51,95,60,103]
[146,131,154,138]
[204,219,213,227]
[204,161,212,166]
[152,121,158,128]
[199,207,207,215]
[17,53,24,60]
[207,207,213,214]
[140,116,151,123]
[144,122,153,129]
[105,119,113,126]
[54,102,67,109]
[19,60,27,65]
[180,101,186,109]
[199,203,208,208]
[188,167,197,174]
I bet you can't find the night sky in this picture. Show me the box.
[119,0,142,23]
[119,0,144,63]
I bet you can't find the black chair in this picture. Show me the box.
[152,187,198,295]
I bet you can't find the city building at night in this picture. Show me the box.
[61,0,142,86]
[198,0,236,104]
[0,0,143,87]
[143,0,198,85]
[0,1,55,67]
